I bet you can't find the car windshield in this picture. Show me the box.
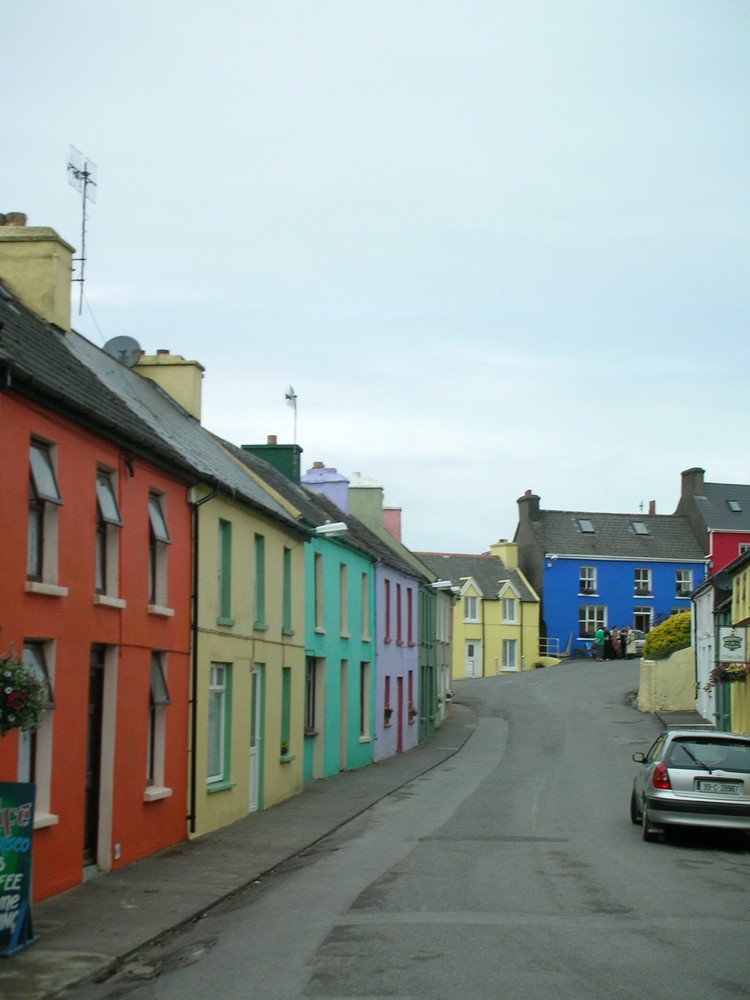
[667,739,750,773]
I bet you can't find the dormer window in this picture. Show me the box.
[577,518,595,534]
[728,499,742,512]
[631,521,649,535]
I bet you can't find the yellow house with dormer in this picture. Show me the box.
[418,542,540,680]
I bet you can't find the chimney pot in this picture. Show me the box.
[648,500,656,515]
[5,212,27,226]
[156,349,170,355]
[313,461,324,468]
[267,434,277,445]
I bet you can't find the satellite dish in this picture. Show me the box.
[104,335,142,368]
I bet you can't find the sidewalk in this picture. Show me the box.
[0,704,479,1000]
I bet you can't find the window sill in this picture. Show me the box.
[253,621,268,632]
[279,752,296,763]
[340,631,351,639]
[25,581,68,598]
[217,616,236,627]
[314,626,326,635]
[407,641,416,647]
[207,780,236,794]
[358,736,371,745]
[144,785,173,803]
[94,594,126,609]
[33,811,59,830]
[282,627,295,637]
[149,604,175,618]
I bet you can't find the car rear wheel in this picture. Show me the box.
[630,790,642,825]
[642,804,661,842]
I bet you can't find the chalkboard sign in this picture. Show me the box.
[0,782,37,957]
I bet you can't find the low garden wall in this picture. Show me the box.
[636,646,696,713]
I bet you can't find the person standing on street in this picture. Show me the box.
[593,625,605,661]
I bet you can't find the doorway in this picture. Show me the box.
[249,665,263,812]
[84,648,105,867]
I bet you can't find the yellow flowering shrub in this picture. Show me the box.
[643,610,691,661]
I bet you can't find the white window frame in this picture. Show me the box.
[27,439,66,594]
[148,492,171,613]
[207,663,229,784]
[464,595,479,622]
[634,568,652,596]
[502,638,517,670]
[675,569,693,598]
[502,597,516,623]
[579,566,596,594]
[579,604,605,636]
[145,652,172,801]
[19,640,58,828]
[95,468,123,602]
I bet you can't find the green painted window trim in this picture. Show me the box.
[254,533,267,629]
[281,666,291,754]
[218,520,232,624]
[282,546,292,634]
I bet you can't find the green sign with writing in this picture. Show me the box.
[0,782,36,956]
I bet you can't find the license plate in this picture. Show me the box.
[695,780,742,795]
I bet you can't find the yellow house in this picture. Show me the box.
[727,549,750,735]
[135,354,308,838]
[419,542,540,679]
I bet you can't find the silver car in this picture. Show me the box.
[631,728,750,841]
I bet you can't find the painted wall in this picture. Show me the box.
[374,564,420,761]
[0,394,192,902]
[636,648,697,713]
[190,489,305,838]
[303,536,375,780]
[542,557,707,655]
[710,532,750,574]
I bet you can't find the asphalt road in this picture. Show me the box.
[71,659,750,999]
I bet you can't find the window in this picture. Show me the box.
[359,661,371,740]
[339,563,348,635]
[148,492,170,608]
[384,578,391,642]
[216,520,234,626]
[27,440,63,584]
[634,568,651,596]
[577,518,595,534]
[305,656,317,734]
[464,596,478,622]
[207,663,230,785]
[740,543,750,555]
[675,569,693,598]
[396,583,403,644]
[361,572,370,639]
[502,639,517,669]
[502,597,516,622]
[631,521,650,535]
[579,567,596,594]
[146,653,171,796]
[95,469,122,597]
[728,499,742,512]
[282,547,293,635]
[579,604,605,636]
[253,533,265,629]
[18,642,55,824]
[280,666,291,756]
[407,587,414,645]
[314,552,324,631]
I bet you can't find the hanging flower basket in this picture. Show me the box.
[704,661,750,691]
[0,654,48,737]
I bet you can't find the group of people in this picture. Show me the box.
[592,625,637,661]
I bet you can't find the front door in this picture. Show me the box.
[248,666,262,812]
[465,640,482,678]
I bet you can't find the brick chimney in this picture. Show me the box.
[134,350,204,420]
[681,467,706,499]
[517,489,541,522]
[301,461,349,511]
[243,436,304,484]
[0,216,74,331]
[383,506,402,542]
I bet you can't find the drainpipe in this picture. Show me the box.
[187,485,219,833]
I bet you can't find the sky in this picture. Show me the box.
[2,2,749,553]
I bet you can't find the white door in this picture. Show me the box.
[249,666,262,812]
[464,640,482,678]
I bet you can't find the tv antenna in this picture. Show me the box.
[285,385,298,444]
[67,146,97,315]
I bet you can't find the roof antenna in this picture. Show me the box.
[67,146,97,315]
[285,385,298,444]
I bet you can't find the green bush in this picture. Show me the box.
[643,610,691,661]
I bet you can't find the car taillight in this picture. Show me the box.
[652,762,671,789]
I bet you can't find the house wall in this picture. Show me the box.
[543,556,706,655]
[0,394,192,902]
[711,532,750,573]
[190,489,305,838]
[303,537,374,779]
[374,564,419,760]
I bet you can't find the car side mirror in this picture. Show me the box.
[632,752,646,763]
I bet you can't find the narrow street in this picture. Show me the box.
[74,659,750,999]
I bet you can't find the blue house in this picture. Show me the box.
[514,490,707,655]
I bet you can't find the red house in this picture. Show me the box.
[675,467,750,576]
[0,219,194,901]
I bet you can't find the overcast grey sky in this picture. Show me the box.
[3,2,749,552]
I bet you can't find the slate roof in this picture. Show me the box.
[216,438,423,580]
[522,510,705,562]
[0,282,300,532]
[416,552,537,602]
[686,483,750,532]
